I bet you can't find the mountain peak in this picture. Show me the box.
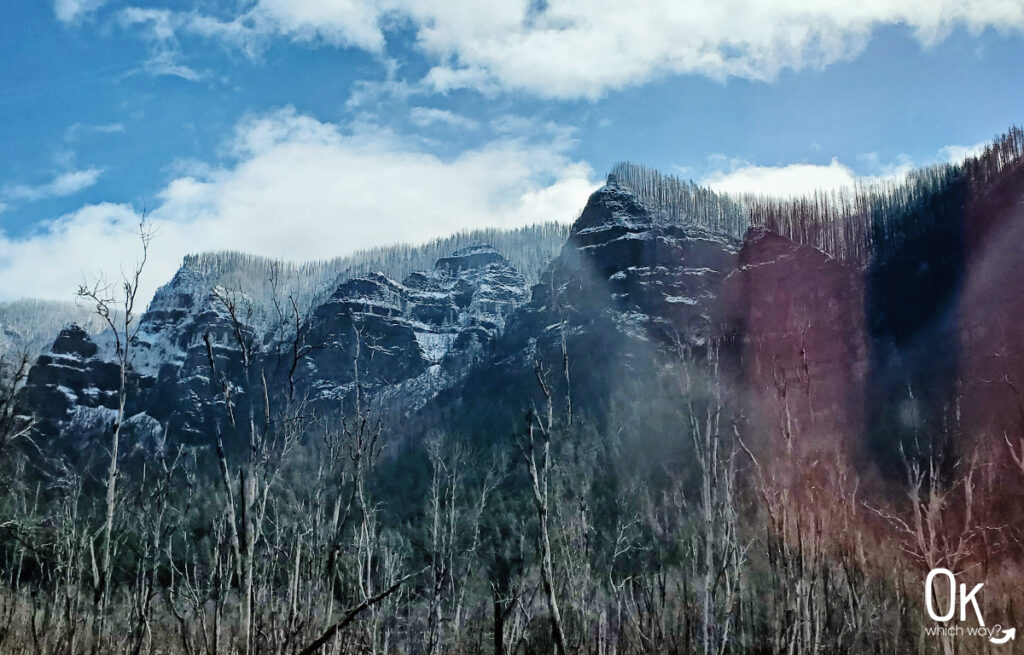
[569,183,653,235]
[50,323,98,359]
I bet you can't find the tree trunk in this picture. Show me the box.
[493,595,504,655]
[538,509,568,655]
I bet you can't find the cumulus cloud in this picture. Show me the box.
[702,140,997,197]
[115,0,1024,98]
[415,0,1024,98]
[939,141,989,163]
[3,168,105,203]
[702,158,858,197]
[0,203,159,303]
[245,0,383,51]
[0,108,597,302]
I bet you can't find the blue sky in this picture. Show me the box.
[1,0,1023,302]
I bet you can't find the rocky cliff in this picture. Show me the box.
[297,244,528,411]
[18,243,530,448]
[20,163,1024,478]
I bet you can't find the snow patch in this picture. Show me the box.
[665,295,698,305]
[414,330,457,363]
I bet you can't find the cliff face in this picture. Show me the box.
[958,169,1024,453]
[431,182,745,441]
[18,244,530,448]
[6,181,887,466]
[18,324,121,443]
[298,244,528,411]
[720,227,868,459]
[19,168,1024,478]
[502,182,741,360]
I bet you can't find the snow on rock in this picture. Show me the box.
[296,243,529,409]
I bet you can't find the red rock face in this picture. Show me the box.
[719,227,868,461]
[716,174,1024,489]
[959,172,1024,455]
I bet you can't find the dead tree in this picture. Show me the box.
[76,219,152,651]
[514,362,569,655]
[126,432,193,655]
[669,344,748,655]
[203,283,308,655]
[424,435,499,654]
[0,350,33,465]
[296,567,422,655]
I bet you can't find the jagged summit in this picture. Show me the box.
[49,323,98,359]
[19,238,533,441]
[289,243,530,410]
[604,161,749,237]
[518,179,743,359]
[569,183,655,236]
[21,128,1024,460]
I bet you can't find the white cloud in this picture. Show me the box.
[409,107,479,131]
[702,158,859,197]
[413,0,1024,98]
[245,0,384,51]
[939,141,989,163]
[345,58,419,108]
[3,168,105,203]
[138,51,206,81]
[117,0,384,59]
[701,139,996,197]
[54,0,108,23]
[856,152,916,181]
[0,203,158,303]
[117,9,207,81]
[116,0,1024,98]
[0,108,598,302]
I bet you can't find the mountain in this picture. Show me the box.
[408,132,1024,477]
[16,127,1024,478]
[297,244,528,412]
[16,243,532,449]
[7,129,1024,655]
[422,179,746,441]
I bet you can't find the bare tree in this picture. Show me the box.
[76,219,152,651]
[0,350,33,466]
[514,361,569,655]
[424,434,499,654]
[203,281,311,655]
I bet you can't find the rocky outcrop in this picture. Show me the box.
[518,181,741,351]
[17,324,121,442]
[22,166,1021,479]
[436,180,871,459]
[720,227,868,457]
[299,244,528,410]
[17,244,531,447]
[438,180,745,434]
